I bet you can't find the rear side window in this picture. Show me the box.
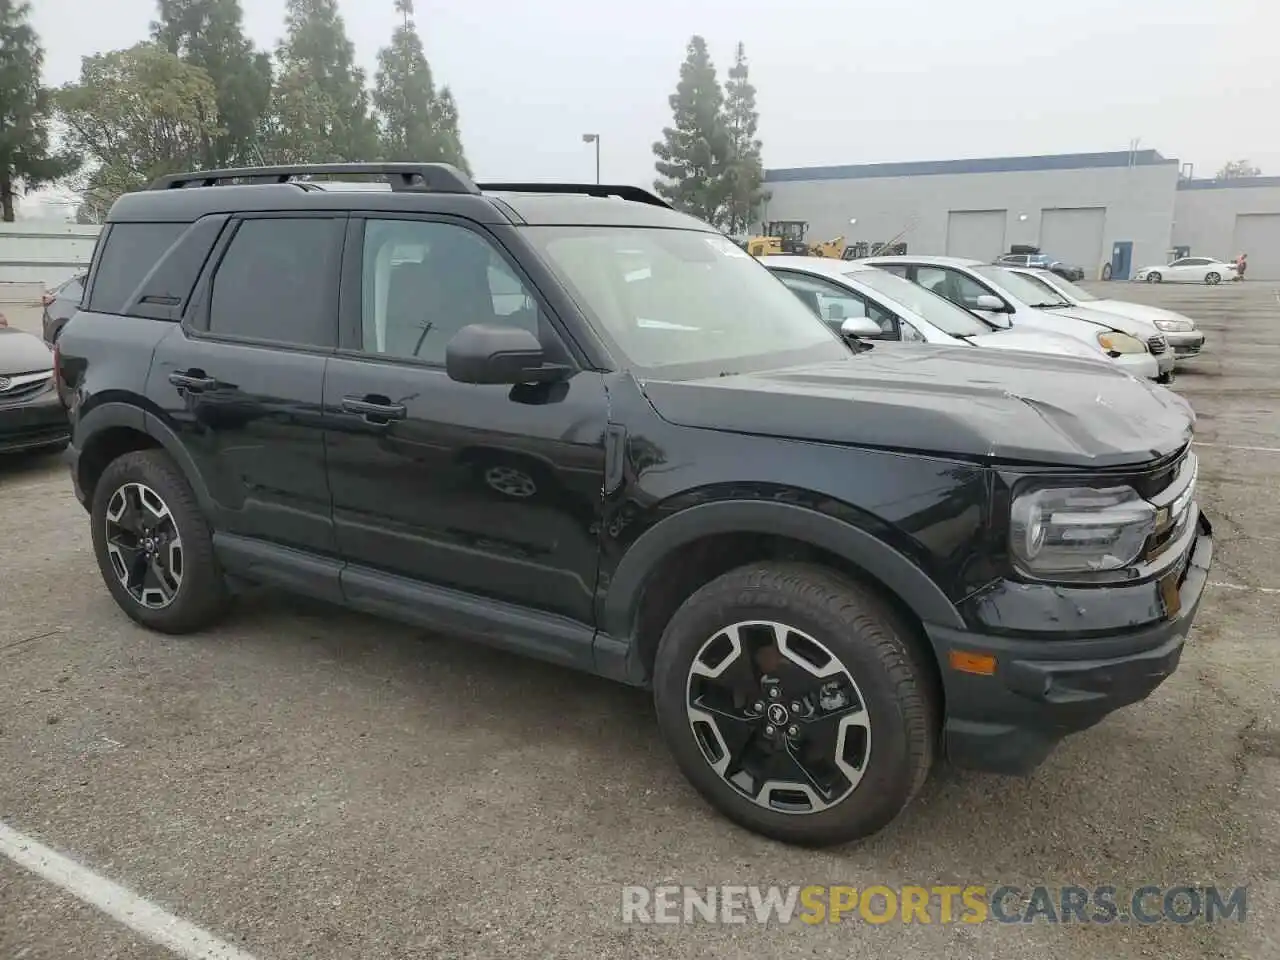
[206,217,342,348]
[87,223,186,314]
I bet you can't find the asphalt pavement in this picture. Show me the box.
[1,282,1279,959]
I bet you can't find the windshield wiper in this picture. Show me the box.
[1031,302,1070,309]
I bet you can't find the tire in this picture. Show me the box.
[652,561,936,847]
[90,449,231,634]
[1205,272,1220,285]
[1147,272,1162,283]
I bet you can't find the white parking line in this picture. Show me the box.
[1194,441,1280,455]
[1210,581,1280,596]
[0,821,259,960]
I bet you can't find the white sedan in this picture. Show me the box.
[1134,257,1237,285]
[761,256,1112,364]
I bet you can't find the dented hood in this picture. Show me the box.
[640,342,1195,468]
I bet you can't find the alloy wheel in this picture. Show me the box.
[484,464,537,498]
[1206,272,1220,285]
[104,481,184,609]
[685,620,871,815]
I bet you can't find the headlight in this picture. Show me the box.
[1097,331,1146,354]
[1154,319,1193,332]
[1010,485,1156,575]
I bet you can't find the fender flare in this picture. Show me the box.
[601,499,966,641]
[74,402,216,516]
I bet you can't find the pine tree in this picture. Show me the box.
[721,42,767,236]
[0,0,79,221]
[151,0,273,168]
[371,0,468,171]
[652,35,731,226]
[267,0,376,162]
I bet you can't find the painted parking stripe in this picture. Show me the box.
[1210,581,1280,595]
[1193,441,1280,454]
[0,820,259,960]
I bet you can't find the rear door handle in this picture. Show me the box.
[169,370,217,391]
[342,396,407,421]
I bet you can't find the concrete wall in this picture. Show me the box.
[0,222,101,298]
[762,152,1181,278]
[1174,178,1280,280]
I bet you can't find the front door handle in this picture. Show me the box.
[342,396,407,421]
[169,370,218,391]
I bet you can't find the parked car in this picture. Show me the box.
[59,162,1213,848]
[761,256,1108,363]
[862,255,1175,383]
[0,325,70,455]
[995,251,1085,281]
[41,273,86,345]
[1135,257,1237,285]
[1007,266,1206,362]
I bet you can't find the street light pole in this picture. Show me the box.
[582,133,600,183]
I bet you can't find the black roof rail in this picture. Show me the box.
[476,182,673,209]
[148,163,480,194]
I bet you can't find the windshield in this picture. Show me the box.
[846,268,992,337]
[1039,274,1097,301]
[525,226,849,378]
[972,265,1071,307]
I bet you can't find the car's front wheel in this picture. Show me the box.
[652,562,935,847]
[1147,272,1162,283]
[1206,272,1221,285]
[90,449,231,634]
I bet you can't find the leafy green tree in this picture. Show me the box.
[721,42,767,236]
[1216,159,1262,180]
[372,0,469,172]
[151,0,272,168]
[55,43,222,208]
[653,35,731,226]
[266,0,376,162]
[0,0,79,221]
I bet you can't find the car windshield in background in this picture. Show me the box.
[973,265,1071,307]
[526,227,849,378]
[848,268,992,337]
[1042,274,1098,301]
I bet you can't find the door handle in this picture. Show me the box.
[341,396,407,421]
[169,370,218,391]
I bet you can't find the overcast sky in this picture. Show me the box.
[28,0,1280,187]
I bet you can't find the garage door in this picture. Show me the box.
[945,210,1006,261]
[1232,214,1280,280]
[1039,207,1106,273]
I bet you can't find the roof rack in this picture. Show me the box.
[476,182,672,210]
[148,163,480,194]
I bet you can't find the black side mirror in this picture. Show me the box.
[445,324,570,385]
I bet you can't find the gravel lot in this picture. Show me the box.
[2,282,1278,959]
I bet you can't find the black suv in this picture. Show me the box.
[57,163,1213,847]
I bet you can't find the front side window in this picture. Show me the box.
[525,227,847,378]
[208,217,342,347]
[850,268,993,336]
[1038,274,1097,302]
[774,271,896,337]
[915,266,997,311]
[972,265,1069,307]
[360,219,543,364]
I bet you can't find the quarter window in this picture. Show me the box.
[207,217,342,347]
[87,223,185,315]
[360,219,543,364]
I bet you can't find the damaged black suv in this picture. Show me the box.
[56,163,1213,846]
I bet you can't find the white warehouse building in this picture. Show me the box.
[761,149,1280,281]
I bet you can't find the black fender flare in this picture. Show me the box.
[601,499,967,642]
[74,402,216,516]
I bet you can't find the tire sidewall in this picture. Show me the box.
[653,574,926,844]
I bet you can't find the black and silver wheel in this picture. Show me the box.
[483,463,538,499]
[653,562,936,847]
[1147,271,1162,283]
[1205,271,1221,285]
[90,449,230,633]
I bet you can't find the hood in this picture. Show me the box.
[967,326,1106,360]
[0,327,54,376]
[1087,299,1198,329]
[640,343,1194,468]
[1050,303,1159,338]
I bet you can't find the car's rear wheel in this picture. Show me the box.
[90,449,231,634]
[1147,272,1162,283]
[652,562,935,847]
[1206,272,1221,285]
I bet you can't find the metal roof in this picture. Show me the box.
[764,149,1178,183]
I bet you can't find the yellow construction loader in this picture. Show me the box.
[746,220,811,257]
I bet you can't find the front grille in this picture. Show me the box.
[0,372,53,404]
[1147,336,1168,355]
[1143,450,1197,561]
